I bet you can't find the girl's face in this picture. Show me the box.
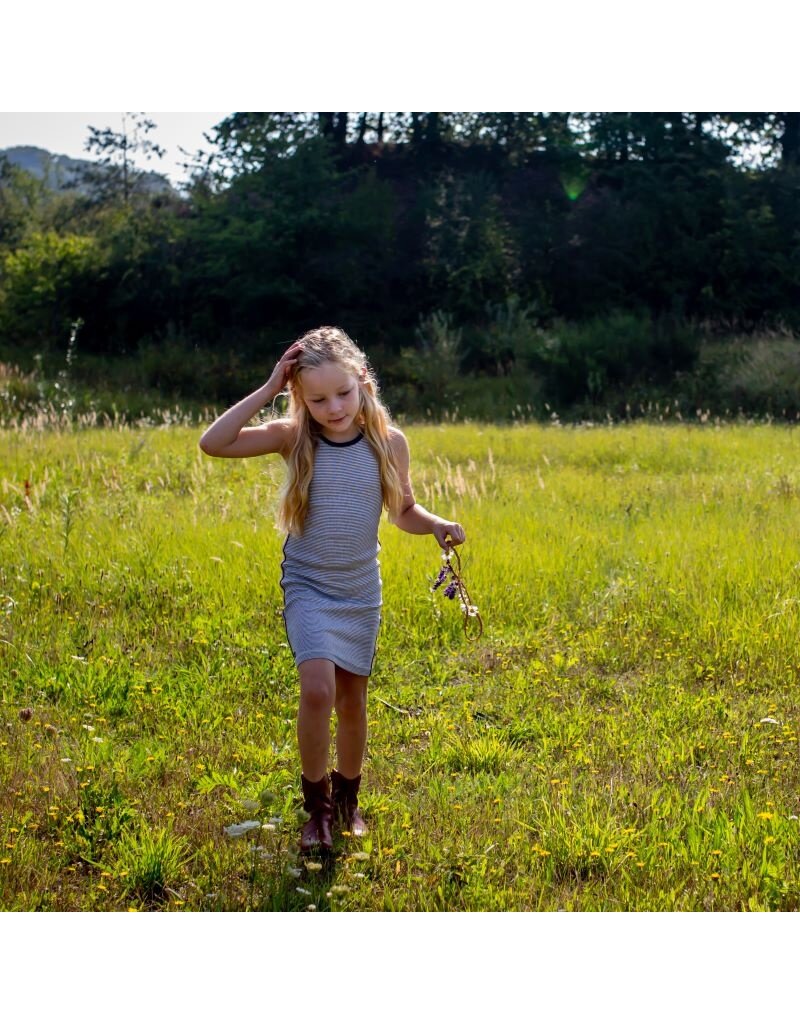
[299,361,362,440]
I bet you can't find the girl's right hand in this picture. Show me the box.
[266,341,304,395]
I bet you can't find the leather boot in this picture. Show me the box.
[300,774,333,853]
[331,769,367,837]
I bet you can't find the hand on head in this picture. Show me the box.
[268,342,304,393]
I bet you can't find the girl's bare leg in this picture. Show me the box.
[296,659,336,781]
[334,667,369,778]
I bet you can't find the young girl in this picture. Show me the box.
[199,326,466,853]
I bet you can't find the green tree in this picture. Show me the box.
[0,230,100,346]
[82,113,166,204]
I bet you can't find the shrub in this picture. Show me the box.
[0,231,101,345]
[526,310,699,405]
[702,330,800,416]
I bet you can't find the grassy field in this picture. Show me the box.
[1,417,799,911]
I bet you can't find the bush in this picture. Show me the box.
[697,330,800,416]
[525,310,699,405]
[0,361,40,420]
[0,231,101,345]
[460,296,544,376]
[388,311,464,417]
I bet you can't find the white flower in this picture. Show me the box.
[223,820,261,837]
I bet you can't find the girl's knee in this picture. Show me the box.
[335,676,368,720]
[299,661,336,714]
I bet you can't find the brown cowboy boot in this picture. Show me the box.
[331,769,367,837]
[300,774,333,853]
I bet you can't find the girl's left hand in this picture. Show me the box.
[433,521,466,550]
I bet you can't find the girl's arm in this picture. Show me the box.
[199,342,302,458]
[388,429,466,550]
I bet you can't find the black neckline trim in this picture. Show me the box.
[318,431,364,447]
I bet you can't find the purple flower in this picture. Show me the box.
[431,565,451,591]
[444,581,458,600]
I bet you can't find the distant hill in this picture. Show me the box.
[0,145,175,195]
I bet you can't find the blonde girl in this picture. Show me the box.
[199,326,466,852]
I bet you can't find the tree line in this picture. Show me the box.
[1,112,798,412]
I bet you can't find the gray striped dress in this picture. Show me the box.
[280,431,383,676]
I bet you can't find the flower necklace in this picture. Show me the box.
[431,544,483,641]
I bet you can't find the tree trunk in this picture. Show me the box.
[333,113,348,148]
[781,112,800,166]
[355,113,368,146]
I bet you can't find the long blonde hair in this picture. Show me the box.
[276,326,404,536]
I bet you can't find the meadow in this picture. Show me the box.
[1,413,799,911]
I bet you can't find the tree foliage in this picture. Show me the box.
[1,112,798,404]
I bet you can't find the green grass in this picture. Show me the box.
[1,419,800,910]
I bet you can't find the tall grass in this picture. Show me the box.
[1,421,799,910]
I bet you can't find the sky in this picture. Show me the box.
[0,112,228,187]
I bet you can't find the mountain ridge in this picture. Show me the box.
[0,144,175,195]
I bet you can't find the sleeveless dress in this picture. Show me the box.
[279,431,383,676]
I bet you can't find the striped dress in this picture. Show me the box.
[279,431,383,676]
